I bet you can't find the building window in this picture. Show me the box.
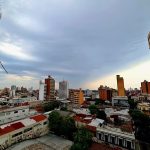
[119,138,123,147]
[24,128,32,133]
[98,133,102,140]
[105,135,108,142]
[126,141,132,149]
[111,136,115,144]
[6,112,10,115]
[22,110,25,112]
[14,111,18,114]
[43,121,47,125]
[12,132,22,138]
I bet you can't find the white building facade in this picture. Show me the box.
[39,80,45,101]
[58,80,68,99]
[95,125,135,150]
[0,114,48,150]
[0,106,29,125]
[112,96,129,107]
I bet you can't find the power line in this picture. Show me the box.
[0,1,2,20]
[0,61,8,74]
[148,32,150,49]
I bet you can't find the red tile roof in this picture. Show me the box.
[86,125,96,132]
[11,122,25,130]
[73,115,92,124]
[0,122,24,136]
[30,114,47,122]
[0,115,47,136]
[0,126,15,136]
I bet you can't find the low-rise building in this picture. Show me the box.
[112,96,129,107]
[0,106,30,125]
[95,124,135,150]
[137,102,150,111]
[0,114,48,150]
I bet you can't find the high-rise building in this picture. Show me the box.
[116,75,125,96]
[98,85,112,101]
[148,82,150,94]
[141,80,148,94]
[10,85,16,97]
[39,80,45,101]
[44,75,55,100]
[69,88,84,106]
[58,80,68,99]
[141,80,150,94]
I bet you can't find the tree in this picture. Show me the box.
[48,111,77,139]
[128,99,137,110]
[72,127,93,150]
[43,101,60,112]
[62,117,77,140]
[129,109,150,143]
[88,104,98,115]
[97,110,107,121]
[48,111,63,135]
[70,143,83,150]
[95,98,100,105]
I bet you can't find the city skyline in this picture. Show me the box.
[0,0,150,89]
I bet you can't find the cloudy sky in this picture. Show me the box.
[0,0,150,90]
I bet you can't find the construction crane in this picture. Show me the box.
[0,61,8,73]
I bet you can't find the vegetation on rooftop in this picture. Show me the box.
[88,104,107,121]
[128,99,150,143]
[70,127,93,150]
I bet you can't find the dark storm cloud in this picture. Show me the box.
[0,0,150,88]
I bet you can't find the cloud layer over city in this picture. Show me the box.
[0,0,150,89]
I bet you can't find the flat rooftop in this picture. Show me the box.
[6,134,73,150]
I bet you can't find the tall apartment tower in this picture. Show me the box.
[69,88,84,106]
[39,80,45,101]
[59,80,68,99]
[116,75,125,96]
[98,85,112,101]
[44,75,55,100]
[141,80,150,94]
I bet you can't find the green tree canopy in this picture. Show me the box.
[128,99,137,110]
[48,111,76,139]
[72,127,93,150]
[48,111,62,135]
[43,101,60,112]
[62,116,77,140]
[88,104,98,115]
[129,109,150,143]
[97,110,107,121]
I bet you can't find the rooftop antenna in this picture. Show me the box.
[0,61,8,73]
